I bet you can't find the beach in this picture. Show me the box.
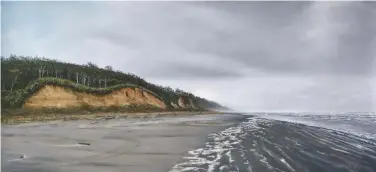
[4,112,375,172]
[2,113,245,172]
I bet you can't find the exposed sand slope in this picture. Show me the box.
[177,96,195,109]
[170,102,179,108]
[178,97,186,108]
[24,85,166,109]
[189,99,196,109]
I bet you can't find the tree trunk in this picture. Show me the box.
[104,77,107,88]
[67,71,71,80]
[10,76,19,92]
[81,73,87,86]
[39,66,46,78]
[76,72,79,84]
[92,77,96,88]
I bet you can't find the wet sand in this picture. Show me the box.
[171,116,376,172]
[2,113,245,172]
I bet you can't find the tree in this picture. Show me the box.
[87,62,98,68]
[76,72,79,84]
[38,65,46,78]
[104,76,107,88]
[175,88,184,95]
[55,68,61,78]
[104,65,113,71]
[92,76,97,88]
[0,55,226,110]
[10,75,19,92]
[66,69,71,80]
[98,78,102,88]
[81,73,87,86]
[87,75,90,87]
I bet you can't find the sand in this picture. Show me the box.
[24,85,166,109]
[1,113,245,172]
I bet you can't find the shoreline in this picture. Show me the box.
[2,113,245,172]
[1,109,223,125]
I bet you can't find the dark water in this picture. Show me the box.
[171,113,376,172]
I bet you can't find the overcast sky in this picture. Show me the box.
[2,1,376,112]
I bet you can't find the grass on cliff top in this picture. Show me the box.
[2,77,164,108]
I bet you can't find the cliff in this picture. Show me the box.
[24,85,167,109]
[1,56,228,113]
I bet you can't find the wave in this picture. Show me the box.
[253,112,376,142]
[170,115,376,172]
[170,118,258,172]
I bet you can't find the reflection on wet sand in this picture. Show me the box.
[2,114,245,172]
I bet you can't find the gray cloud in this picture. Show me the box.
[2,1,375,111]
[184,2,376,77]
[147,62,244,79]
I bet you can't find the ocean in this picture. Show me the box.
[170,112,376,172]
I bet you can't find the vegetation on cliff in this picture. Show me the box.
[2,77,164,109]
[1,55,227,111]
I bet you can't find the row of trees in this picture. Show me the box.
[1,55,225,109]
[2,56,114,92]
[37,64,112,88]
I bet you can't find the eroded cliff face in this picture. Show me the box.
[170,102,179,108]
[177,96,197,109]
[178,97,186,108]
[24,85,166,109]
[189,99,196,109]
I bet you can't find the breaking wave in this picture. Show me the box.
[171,114,376,172]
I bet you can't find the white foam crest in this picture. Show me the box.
[280,158,295,172]
[260,157,275,171]
[170,119,260,172]
[263,147,274,157]
[225,149,235,163]
[257,113,376,142]
[330,147,350,154]
[250,148,274,171]
[237,133,253,171]
[284,137,301,146]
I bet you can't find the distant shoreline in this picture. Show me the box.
[1,109,223,125]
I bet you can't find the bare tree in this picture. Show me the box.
[104,76,107,88]
[10,75,19,92]
[87,76,91,87]
[38,65,46,78]
[67,71,71,80]
[55,68,61,78]
[81,73,87,86]
[76,72,79,84]
[92,77,97,87]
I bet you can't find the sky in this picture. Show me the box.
[2,1,376,112]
